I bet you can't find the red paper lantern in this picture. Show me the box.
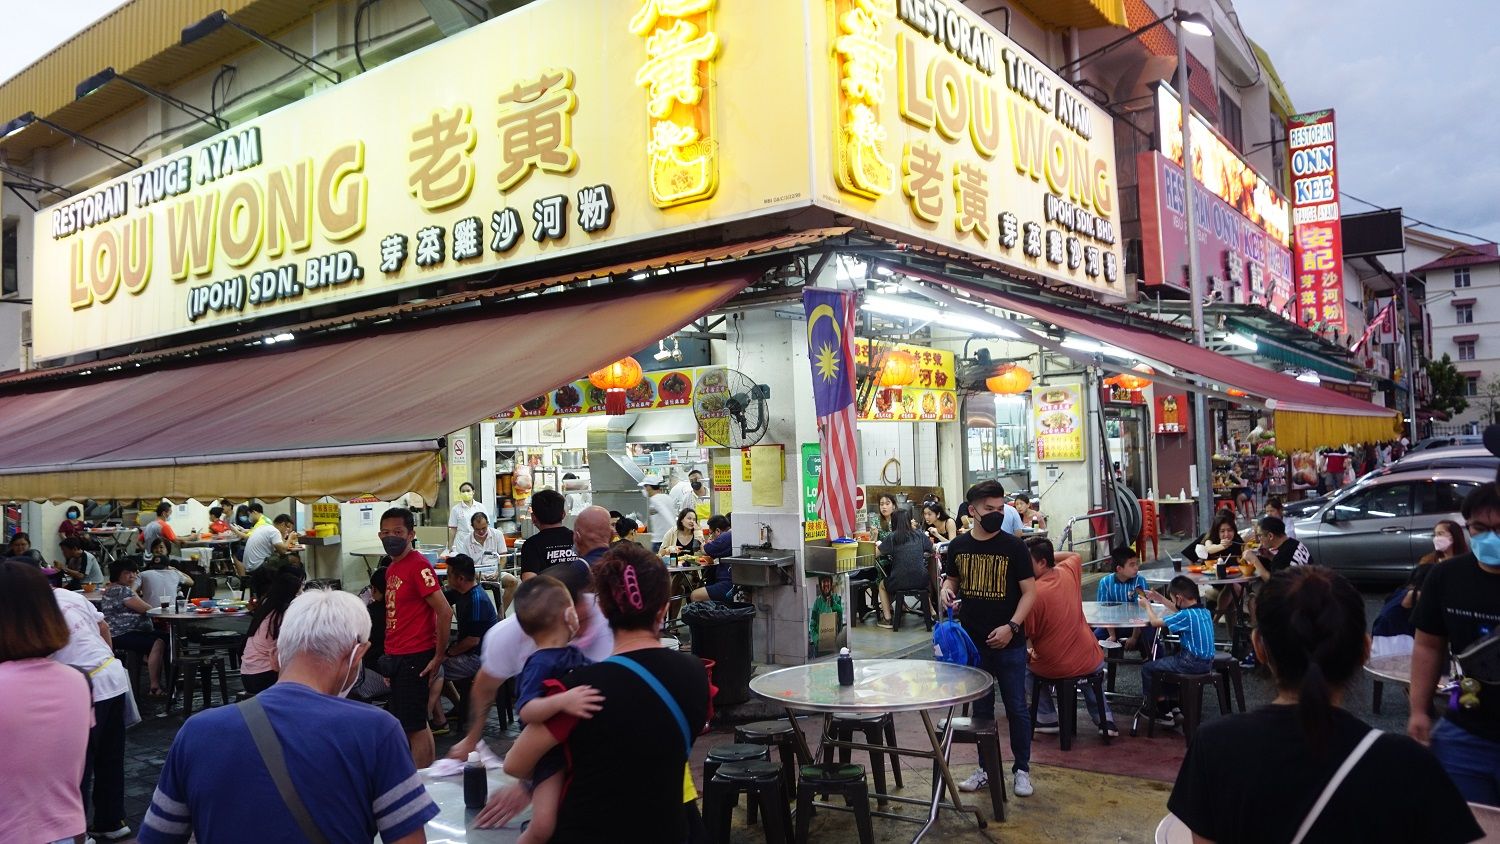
[877,350,919,387]
[588,356,643,414]
[986,363,1033,394]
[1111,363,1155,391]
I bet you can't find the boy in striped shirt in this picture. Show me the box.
[1138,576,1215,722]
[1095,545,1155,657]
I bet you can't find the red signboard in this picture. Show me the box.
[1154,393,1190,435]
[1287,110,1344,331]
[1136,152,1294,319]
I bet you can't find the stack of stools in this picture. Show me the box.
[821,712,902,803]
[1133,669,1229,744]
[1136,499,1160,561]
[1029,671,1112,750]
[935,716,1006,821]
[734,719,807,809]
[794,763,874,844]
[702,744,771,826]
[704,759,792,844]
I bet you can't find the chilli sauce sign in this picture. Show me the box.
[1287,110,1344,332]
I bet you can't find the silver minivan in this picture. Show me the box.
[1290,467,1493,580]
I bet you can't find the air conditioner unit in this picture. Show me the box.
[19,308,31,346]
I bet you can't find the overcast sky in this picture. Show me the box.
[3,0,1496,244]
[1235,0,1500,244]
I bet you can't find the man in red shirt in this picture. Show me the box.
[1023,538,1117,738]
[378,508,452,767]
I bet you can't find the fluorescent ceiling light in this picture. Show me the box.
[1225,333,1258,351]
[861,295,1017,337]
[1296,370,1321,384]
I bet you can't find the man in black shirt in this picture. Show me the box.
[519,490,576,580]
[1412,480,1500,805]
[941,480,1037,798]
[1244,516,1311,581]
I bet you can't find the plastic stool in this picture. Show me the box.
[889,588,933,632]
[794,763,873,844]
[1030,671,1112,750]
[1212,653,1247,713]
[1133,670,1228,744]
[936,717,1005,821]
[823,712,902,802]
[705,759,792,844]
[704,744,771,826]
[736,719,806,800]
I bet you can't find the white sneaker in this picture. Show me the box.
[1013,769,1034,797]
[958,769,989,792]
[1034,722,1061,734]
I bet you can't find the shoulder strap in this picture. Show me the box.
[1290,728,1382,844]
[239,697,332,844]
[604,654,693,756]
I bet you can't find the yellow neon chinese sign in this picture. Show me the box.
[630,0,721,208]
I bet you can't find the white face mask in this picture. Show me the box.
[1434,535,1453,553]
[338,645,363,698]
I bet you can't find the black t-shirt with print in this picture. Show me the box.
[1413,553,1500,742]
[1170,705,1481,844]
[1264,536,1311,573]
[519,526,577,576]
[552,648,709,844]
[941,529,1032,648]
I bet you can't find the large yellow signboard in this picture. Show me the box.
[31,0,811,361]
[812,0,1125,297]
[33,0,1124,361]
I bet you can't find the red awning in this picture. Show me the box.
[934,279,1392,419]
[0,268,752,501]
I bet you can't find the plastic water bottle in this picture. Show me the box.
[463,751,487,808]
[837,647,854,686]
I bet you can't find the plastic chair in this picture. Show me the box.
[889,587,934,632]
[1154,812,1193,843]
[822,712,902,803]
[1030,671,1112,750]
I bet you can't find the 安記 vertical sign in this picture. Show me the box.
[1287,110,1344,332]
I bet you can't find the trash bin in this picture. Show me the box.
[682,601,756,705]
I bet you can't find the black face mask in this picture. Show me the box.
[690,480,703,491]
[979,511,1006,533]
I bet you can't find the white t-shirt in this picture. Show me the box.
[455,530,503,564]
[243,523,283,571]
[448,500,485,547]
[477,594,614,681]
[669,481,697,517]
[137,568,183,608]
[648,493,676,541]
[51,588,131,702]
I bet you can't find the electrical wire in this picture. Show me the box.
[1340,191,1498,245]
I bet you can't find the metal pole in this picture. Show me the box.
[1177,5,1214,535]
[1399,251,1418,438]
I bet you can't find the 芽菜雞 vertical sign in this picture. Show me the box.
[1031,383,1083,461]
[816,0,1125,297]
[1285,110,1344,332]
[30,0,813,362]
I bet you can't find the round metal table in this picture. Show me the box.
[1142,566,1254,588]
[1081,601,1167,629]
[749,659,994,842]
[1364,652,1452,715]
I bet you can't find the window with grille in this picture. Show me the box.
[1457,304,1474,324]
[1458,341,1476,361]
[1455,267,1471,288]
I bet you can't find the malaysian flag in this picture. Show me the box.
[1351,300,1396,353]
[803,289,859,539]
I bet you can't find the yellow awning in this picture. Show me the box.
[1011,0,1129,31]
[1274,410,1403,453]
[1250,40,1296,118]
[0,450,439,505]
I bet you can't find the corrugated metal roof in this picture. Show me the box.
[0,227,845,391]
[1414,243,1500,272]
[0,0,320,163]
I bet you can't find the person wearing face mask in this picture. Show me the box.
[669,468,704,516]
[1410,474,1500,805]
[941,481,1038,798]
[57,505,87,542]
[1373,520,1469,653]
[448,482,484,550]
[137,589,440,844]
[377,508,453,769]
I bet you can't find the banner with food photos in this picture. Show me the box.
[497,367,705,419]
[853,339,958,422]
[1032,383,1085,461]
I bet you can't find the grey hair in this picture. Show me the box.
[276,588,372,665]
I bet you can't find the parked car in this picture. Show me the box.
[1283,446,1500,521]
[1289,466,1493,581]
[1409,435,1485,453]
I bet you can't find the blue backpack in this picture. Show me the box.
[932,606,980,666]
